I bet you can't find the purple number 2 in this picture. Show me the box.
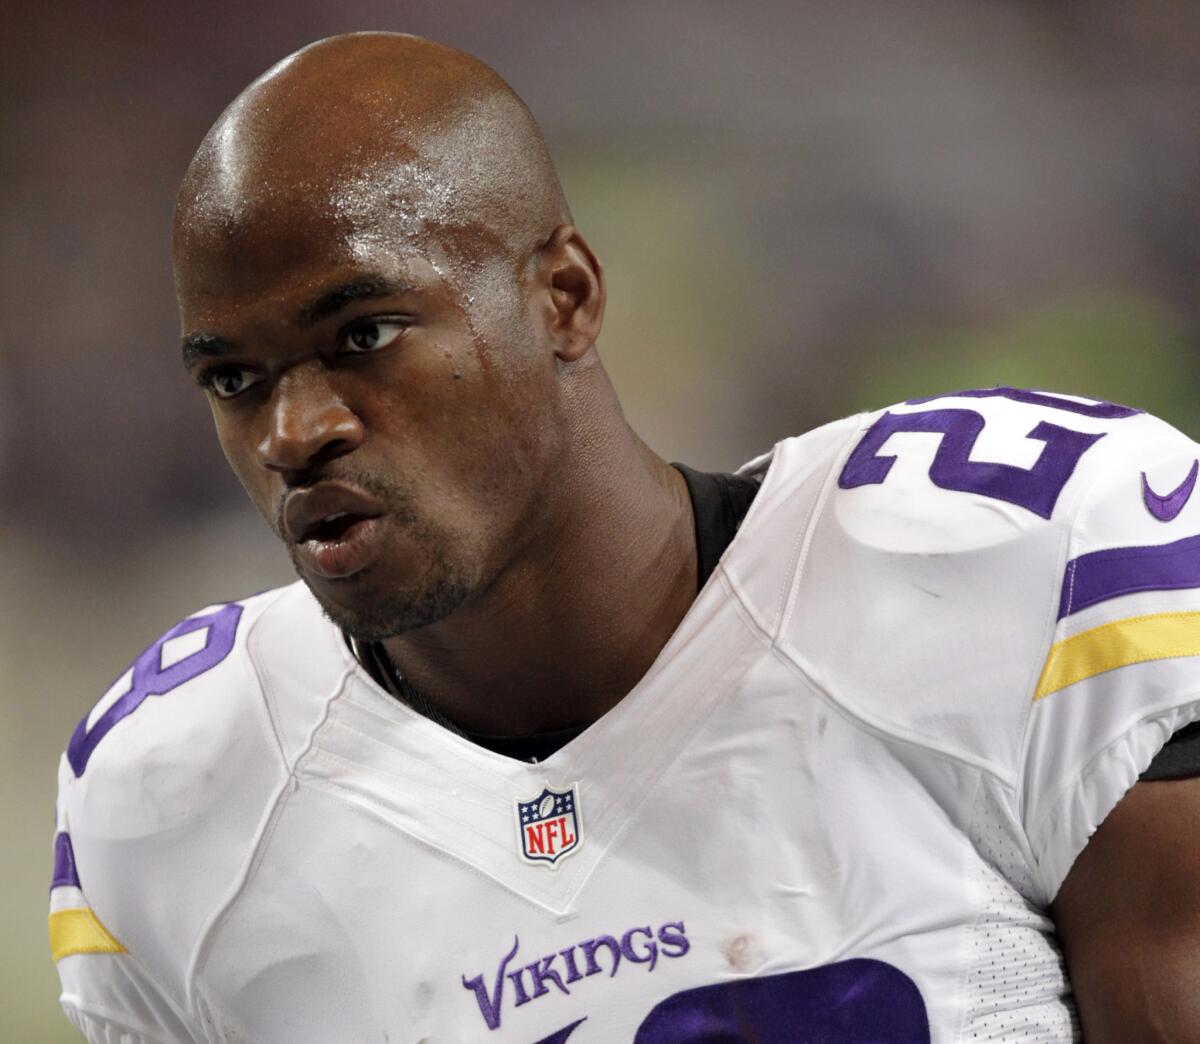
[839,388,1138,520]
[67,603,242,776]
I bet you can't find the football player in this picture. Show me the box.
[50,31,1200,1043]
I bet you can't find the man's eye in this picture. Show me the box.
[205,367,261,399]
[341,321,405,354]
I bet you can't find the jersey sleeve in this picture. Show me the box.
[1020,420,1200,902]
[48,592,295,1044]
[51,758,208,1044]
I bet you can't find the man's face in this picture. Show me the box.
[175,190,562,641]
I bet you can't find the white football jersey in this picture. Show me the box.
[51,389,1200,1043]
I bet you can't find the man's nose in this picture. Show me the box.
[257,369,364,478]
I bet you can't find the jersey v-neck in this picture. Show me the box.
[310,452,781,914]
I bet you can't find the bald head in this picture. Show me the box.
[175,32,570,274]
[169,34,627,650]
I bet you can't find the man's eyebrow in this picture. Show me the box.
[297,278,414,327]
[180,278,414,369]
[181,333,238,370]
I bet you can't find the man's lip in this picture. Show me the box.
[295,516,385,580]
[282,482,385,545]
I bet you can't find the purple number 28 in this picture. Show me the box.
[838,388,1139,520]
[67,603,242,777]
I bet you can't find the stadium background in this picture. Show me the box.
[3,2,1198,1038]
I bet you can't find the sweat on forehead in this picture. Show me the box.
[174,32,569,265]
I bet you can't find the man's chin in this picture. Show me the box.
[302,570,473,644]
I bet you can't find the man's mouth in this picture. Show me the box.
[283,482,386,580]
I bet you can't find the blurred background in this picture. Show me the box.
[3,0,1198,1038]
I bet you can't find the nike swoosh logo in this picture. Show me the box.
[1142,459,1199,522]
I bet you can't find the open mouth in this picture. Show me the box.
[282,481,387,579]
[306,512,363,544]
[295,514,384,580]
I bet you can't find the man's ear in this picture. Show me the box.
[539,224,605,362]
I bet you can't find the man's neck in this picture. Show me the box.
[378,419,697,737]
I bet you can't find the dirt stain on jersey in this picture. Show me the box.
[722,933,760,972]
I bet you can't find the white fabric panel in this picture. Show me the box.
[59,952,204,1044]
[1028,698,1200,902]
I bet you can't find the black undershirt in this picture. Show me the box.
[1140,720,1200,781]
[353,465,1197,778]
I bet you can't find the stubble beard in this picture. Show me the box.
[277,473,478,642]
[296,543,475,643]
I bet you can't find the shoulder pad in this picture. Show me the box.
[776,389,1196,776]
[55,585,302,1002]
[834,388,1152,552]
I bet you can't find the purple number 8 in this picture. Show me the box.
[67,603,242,777]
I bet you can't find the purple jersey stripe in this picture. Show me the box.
[1059,533,1200,619]
[51,832,80,891]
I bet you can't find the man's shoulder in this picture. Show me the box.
[749,387,1196,554]
[738,388,1200,776]
[53,581,350,990]
[827,387,1188,531]
[56,580,348,871]
[814,388,1200,612]
[62,581,335,788]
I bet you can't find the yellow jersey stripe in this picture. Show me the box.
[1035,610,1200,701]
[49,908,126,962]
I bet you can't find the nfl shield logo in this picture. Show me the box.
[515,784,583,868]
